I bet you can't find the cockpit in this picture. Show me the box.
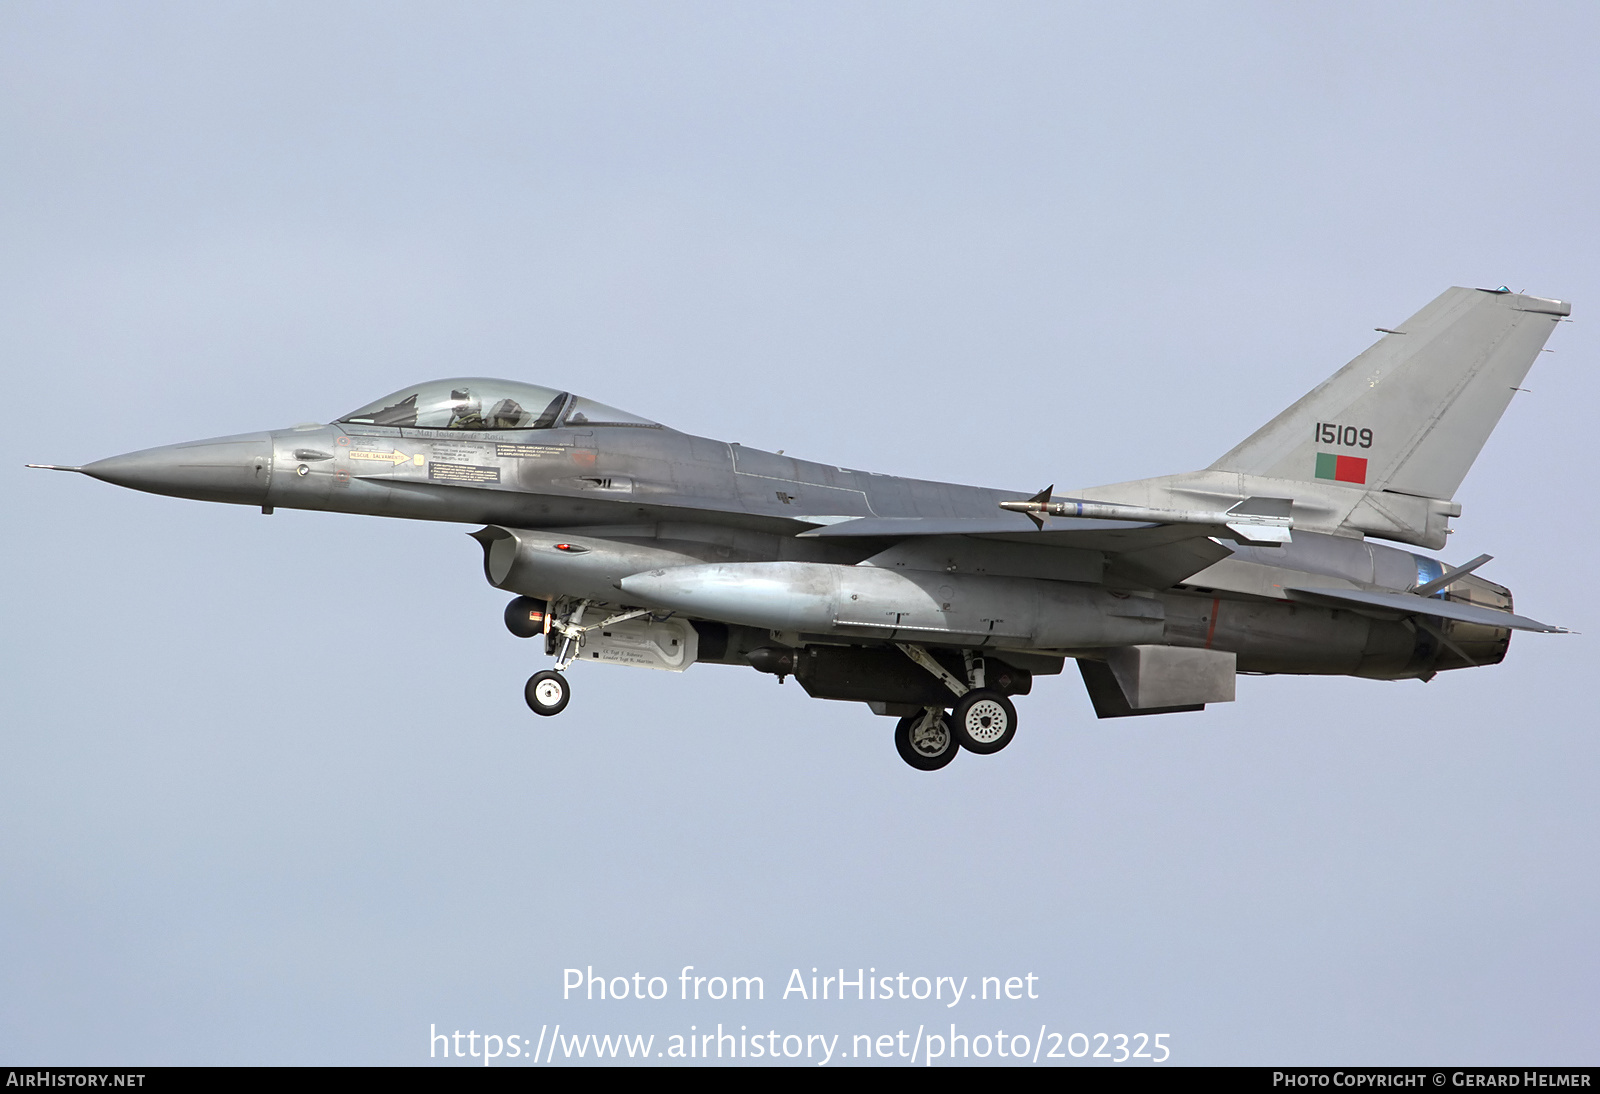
[337,378,659,432]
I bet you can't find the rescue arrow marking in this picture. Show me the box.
[349,450,411,465]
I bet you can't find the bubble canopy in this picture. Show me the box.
[336,379,658,431]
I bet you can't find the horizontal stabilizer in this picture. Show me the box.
[1286,586,1564,633]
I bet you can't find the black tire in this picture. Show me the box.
[894,709,959,771]
[525,670,571,716]
[951,689,1017,754]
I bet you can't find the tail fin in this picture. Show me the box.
[1209,287,1569,501]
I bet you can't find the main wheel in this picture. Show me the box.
[895,709,958,771]
[951,689,1017,754]
[524,670,571,716]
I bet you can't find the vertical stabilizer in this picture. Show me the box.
[1209,287,1568,501]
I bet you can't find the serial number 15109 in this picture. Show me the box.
[1315,422,1372,448]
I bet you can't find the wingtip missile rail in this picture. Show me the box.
[999,487,1294,545]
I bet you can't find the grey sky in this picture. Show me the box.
[3,1,1597,1065]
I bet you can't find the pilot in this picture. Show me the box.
[447,389,485,430]
[485,397,526,429]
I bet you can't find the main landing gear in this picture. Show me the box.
[891,644,1021,771]
[951,689,1017,754]
[895,708,958,770]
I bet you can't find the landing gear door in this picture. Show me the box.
[576,617,699,671]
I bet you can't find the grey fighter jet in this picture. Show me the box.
[31,287,1570,770]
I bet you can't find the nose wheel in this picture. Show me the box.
[525,670,571,716]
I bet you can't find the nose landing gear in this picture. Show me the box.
[507,596,663,718]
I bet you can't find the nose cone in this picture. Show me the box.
[82,432,274,506]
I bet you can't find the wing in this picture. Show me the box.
[799,514,1235,589]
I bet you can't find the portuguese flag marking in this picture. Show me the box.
[1315,453,1368,484]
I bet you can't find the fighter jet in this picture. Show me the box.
[30,287,1570,770]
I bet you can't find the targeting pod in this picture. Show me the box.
[504,596,550,639]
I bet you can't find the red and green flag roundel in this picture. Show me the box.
[1315,453,1367,484]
